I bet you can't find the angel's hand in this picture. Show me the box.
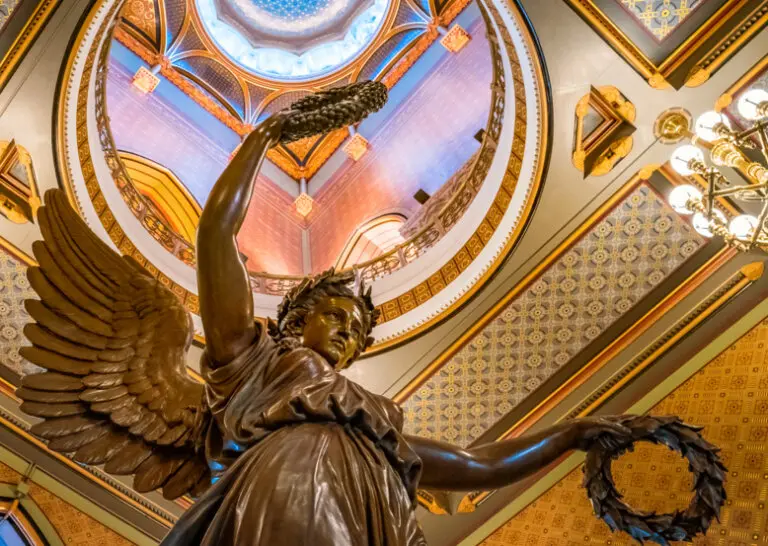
[572,416,633,452]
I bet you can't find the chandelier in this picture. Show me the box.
[667,88,768,252]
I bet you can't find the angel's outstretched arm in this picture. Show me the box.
[197,115,285,365]
[406,417,631,491]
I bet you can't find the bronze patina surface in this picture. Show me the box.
[19,83,634,545]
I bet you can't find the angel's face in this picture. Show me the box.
[302,296,365,370]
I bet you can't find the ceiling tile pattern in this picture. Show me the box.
[481,317,768,545]
[0,0,21,32]
[0,246,39,378]
[615,0,705,42]
[401,183,705,447]
[0,461,134,545]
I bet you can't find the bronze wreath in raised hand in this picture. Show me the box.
[582,415,727,545]
[279,81,388,144]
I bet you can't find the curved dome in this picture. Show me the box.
[195,0,389,81]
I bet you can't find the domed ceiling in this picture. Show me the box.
[115,0,451,181]
[198,0,388,80]
[58,0,549,348]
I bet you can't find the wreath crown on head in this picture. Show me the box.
[268,268,380,351]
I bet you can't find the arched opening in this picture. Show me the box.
[119,151,202,244]
[336,213,407,269]
[0,500,46,546]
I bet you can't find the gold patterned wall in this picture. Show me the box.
[401,182,705,447]
[0,461,135,545]
[481,316,768,545]
[0,243,39,377]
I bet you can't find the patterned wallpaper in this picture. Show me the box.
[481,316,768,546]
[0,461,135,545]
[0,0,20,32]
[401,183,705,447]
[0,246,39,377]
[615,0,706,42]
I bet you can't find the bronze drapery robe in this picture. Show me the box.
[160,326,425,545]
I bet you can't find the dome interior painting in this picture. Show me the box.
[110,0,493,276]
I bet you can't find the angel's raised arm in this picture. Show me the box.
[196,116,285,366]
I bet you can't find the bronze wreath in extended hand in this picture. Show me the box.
[279,81,388,143]
[582,415,727,545]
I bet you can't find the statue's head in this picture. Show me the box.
[270,269,380,370]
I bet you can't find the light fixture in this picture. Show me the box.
[737,89,768,121]
[694,111,731,142]
[670,145,705,176]
[666,91,768,252]
[668,184,702,215]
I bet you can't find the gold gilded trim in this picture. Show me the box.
[575,263,760,417]
[119,151,201,243]
[0,405,177,528]
[0,0,62,90]
[564,0,768,89]
[0,234,34,266]
[0,500,46,546]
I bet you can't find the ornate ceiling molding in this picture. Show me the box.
[115,0,468,180]
[564,0,768,89]
[394,165,735,511]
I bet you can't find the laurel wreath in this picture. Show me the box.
[281,81,388,143]
[583,416,727,545]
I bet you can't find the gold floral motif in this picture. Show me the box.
[440,24,471,53]
[572,86,636,177]
[0,140,41,224]
[342,133,369,161]
[121,0,157,45]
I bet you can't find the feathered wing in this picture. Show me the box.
[17,189,211,500]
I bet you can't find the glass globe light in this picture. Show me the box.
[668,185,702,215]
[670,145,705,176]
[694,111,731,142]
[737,88,768,120]
[729,214,759,240]
[692,209,726,238]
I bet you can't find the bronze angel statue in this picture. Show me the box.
[17,82,634,545]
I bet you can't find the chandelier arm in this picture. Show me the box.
[706,170,717,216]
[711,184,768,198]
[749,201,768,247]
[757,126,768,167]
